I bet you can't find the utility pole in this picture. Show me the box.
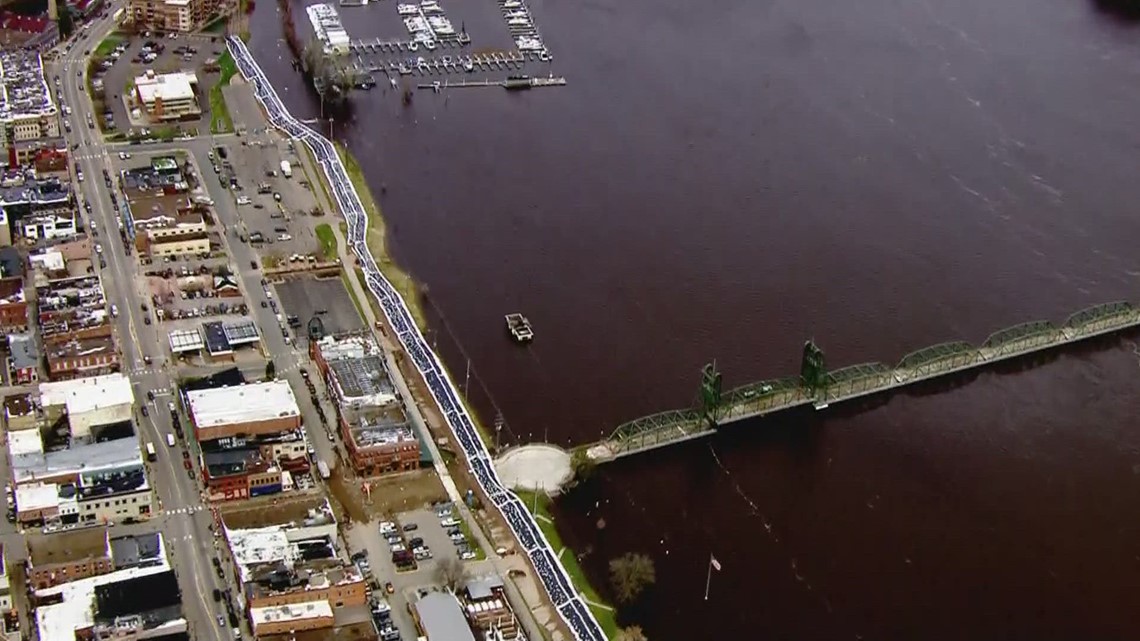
[463,358,470,396]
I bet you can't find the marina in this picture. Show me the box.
[334,0,558,86]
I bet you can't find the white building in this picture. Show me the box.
[306,4,351,54]
[133,70,201,121]
[35,562,183,641]
[186,380,301,440]
[40,373,135,442]
[20,211,76,240]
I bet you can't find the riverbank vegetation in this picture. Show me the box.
[208,51,237,133]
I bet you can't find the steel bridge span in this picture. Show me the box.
[586,301,1140,462]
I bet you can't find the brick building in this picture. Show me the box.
[0,278,27,332]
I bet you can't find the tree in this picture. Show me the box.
[570,449,596,483]
[435,556,467,592]
[615,627,648,641]
[265,360,276,380]
[58,7,75,39]
[608,553,655,604]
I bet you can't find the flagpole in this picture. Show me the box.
[704,553,712,601]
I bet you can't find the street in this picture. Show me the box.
[53,12,234,641]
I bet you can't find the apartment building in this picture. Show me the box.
[129,0,236,33]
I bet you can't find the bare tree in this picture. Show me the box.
[609,553,656,604]
[615,627,648,641]
[435,556,468,593]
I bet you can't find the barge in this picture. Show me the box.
[505,313,534,343]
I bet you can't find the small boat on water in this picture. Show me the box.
[505,313,534,343]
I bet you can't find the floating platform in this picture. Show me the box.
[505,313,534,343]
[415,76,567,91]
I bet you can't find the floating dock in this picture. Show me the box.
[415,76,566,91]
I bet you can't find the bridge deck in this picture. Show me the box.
[592,303,1140,461]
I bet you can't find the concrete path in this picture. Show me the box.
[495,443,572,493]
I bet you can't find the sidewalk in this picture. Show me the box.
[323,218,566,641]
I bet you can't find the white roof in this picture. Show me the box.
[15,482,58,512]
[168,328,204,353]
[30,248,64,272]
[135,71,197,105]
[8,429,42,457]
[35,562,171,641]
[226,526,293,582]
[40,374,134,416]
[250,600,333,626]
[187,380,299,428]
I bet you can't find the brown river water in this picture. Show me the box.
[249,0,1140,636]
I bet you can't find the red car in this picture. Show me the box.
[183,459,192,470]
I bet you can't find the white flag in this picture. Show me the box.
[710,555,722,572]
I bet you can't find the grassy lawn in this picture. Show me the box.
[315,223,338,259]
[208,51,238,134]
[334,142,428,330]
[93,33,124,57]
[455,513,487,561]
[514,490,619,639]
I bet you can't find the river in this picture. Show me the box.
[249,0,1140,637]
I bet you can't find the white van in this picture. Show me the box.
[166,434,175,447]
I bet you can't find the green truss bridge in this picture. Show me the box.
[585,301,1140,462]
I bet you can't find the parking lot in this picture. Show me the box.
[275,277,365,336]
[206,136,332,262]
[86,32,229,136]
[343,502,489,641]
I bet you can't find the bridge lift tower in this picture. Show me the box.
[699,362,723,429]
[800,340,826,392]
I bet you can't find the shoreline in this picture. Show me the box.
[333,144,500,451]
[514,489,619,638]
[334,142,429,331]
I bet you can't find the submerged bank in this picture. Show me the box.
[334,141,429,331]
[515,489,619,638]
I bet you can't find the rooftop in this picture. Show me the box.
[15,482,57,511]
[134,70,198,105]
[3,392,33,417]
[464,575,505,601]
[202,320,230,355]
[0,50,55,121]
[0,245,24,277]
[40,373,133,415]
[0,172,70,208]
[28,526,108,566]
[8,428,42,456]
[109,532,165,569]
[348,405,414,450]
[8,332,38,370]
[187,380,299,430]
[12,436,142,485]
[251,600,334,626]
[35,563,173,641]
[415,592,476,641]
[169,327,204,353]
